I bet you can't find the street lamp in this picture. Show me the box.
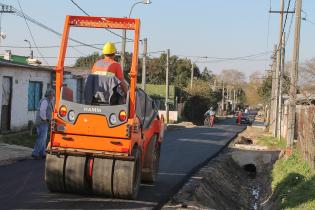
[121,0,151,71]
[24,39,33,59]
[128,0,151,18]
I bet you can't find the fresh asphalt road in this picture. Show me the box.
[0,119,245,210]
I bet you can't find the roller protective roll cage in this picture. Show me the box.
[55,16,140,118]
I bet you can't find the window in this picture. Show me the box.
[28,81,42,111]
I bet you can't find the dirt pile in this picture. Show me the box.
[163,152,253,209]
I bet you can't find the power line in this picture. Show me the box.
[70,0,133,41]
[0,40,133,49]
[69,0,89,16]
[2,3,103,51]
[146,50,272,64]
[270,0,294,54]
[70,46,87,56]
[16,0,49,65]
[304,18,315,25]
[285,8,294,46]
[301,9,315,25]
[174,51,272,60]
[282,0,292,33]
[196,59,269,64]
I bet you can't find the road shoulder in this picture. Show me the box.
[0,143,32,166]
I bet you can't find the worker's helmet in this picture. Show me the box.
[102,42,117,55]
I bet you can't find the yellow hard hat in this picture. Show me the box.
[102,42,117,55]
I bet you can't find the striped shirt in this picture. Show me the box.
[91,57,124,81]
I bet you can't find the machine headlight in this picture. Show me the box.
[68,110,75,122]
[109,114,117,125]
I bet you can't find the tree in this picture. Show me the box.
[171,56,192,87]
[200,67,215,86]
[74,52,101,68]
[257,75,272,105]
[300,58,315,93]
[218,69,246,87]
[146,54,167,84]
[146,54,201,87]
[183,79,221,125]
[245,71,263,106]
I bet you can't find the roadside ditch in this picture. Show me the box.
[163,126,283,210]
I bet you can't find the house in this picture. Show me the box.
[63,66,90,103]
[0,56,53,132]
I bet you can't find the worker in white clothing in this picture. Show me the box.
[32,89,54,159]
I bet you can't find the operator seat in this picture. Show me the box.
[84,74,123,105]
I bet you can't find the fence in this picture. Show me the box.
[295,105,315,168]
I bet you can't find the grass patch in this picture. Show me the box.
[256,135,286,149]
[0,133,36,148]
[272,149,315,210]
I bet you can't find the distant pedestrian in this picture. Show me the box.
[237,111,243,125]
[32,89,54,159]
[204,107,216,127]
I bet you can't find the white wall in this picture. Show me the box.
[158,110,178,123]
[0,67,51,131]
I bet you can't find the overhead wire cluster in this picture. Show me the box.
[146,50,271,64]
[282,0,294,47]
[302,9,315,25]
[70,0,134,41]
[2,1,290,68]
[0,41,133,49]
[16,0,49,65]
[1,1,139,66]
[12,2,103,51]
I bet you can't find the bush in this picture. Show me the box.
[183,95,209,125]
[183,80,222,125]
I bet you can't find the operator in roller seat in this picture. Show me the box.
[92,42,128,95]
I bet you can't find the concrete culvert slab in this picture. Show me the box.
[230,148,280,174]
[243,163,257,179]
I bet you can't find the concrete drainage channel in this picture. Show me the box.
[163,127,282,210]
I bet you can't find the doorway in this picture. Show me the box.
[1,76,12,132]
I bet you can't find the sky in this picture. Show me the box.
[0,0,314,78]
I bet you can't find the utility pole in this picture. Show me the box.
[221,82,225,115]
[270,44,278,131]
[120,29,127,71]
[165,49,170,124]
[141,38,147,90]
[277,32,285,138]
[226,87,229,101]
[287,0,302,155]
[190,62,194,89]
[233,89,236,112]
[273,0,285,137]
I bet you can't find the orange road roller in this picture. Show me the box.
[45,16,165,199]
